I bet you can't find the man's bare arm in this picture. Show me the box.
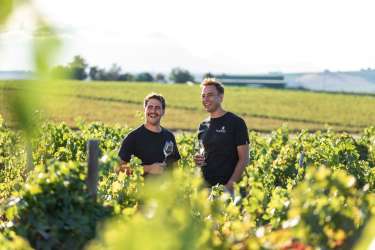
[118,159,166,175]
[225,144,250,190]
[143,162,166,174]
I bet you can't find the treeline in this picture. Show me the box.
[51,55,197,83]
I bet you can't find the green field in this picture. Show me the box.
[1,80,375,132]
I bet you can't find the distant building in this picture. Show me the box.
[288,71,375,93]
[214,74,286,88]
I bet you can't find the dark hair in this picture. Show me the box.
[144,93,166,110]
[201,78,224,94]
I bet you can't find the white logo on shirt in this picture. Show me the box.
[216,126,226,133]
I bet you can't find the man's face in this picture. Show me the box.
[201,85,223,113]
[144,98,164,126]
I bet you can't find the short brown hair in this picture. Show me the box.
[201,78,224,94]
[144,93,166,110]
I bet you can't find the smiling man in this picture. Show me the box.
[118,93,180,175]
[194,78,250,192]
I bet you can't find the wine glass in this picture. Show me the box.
[198,139,205,156]
[195,139,206,166]
[163,141,174,163]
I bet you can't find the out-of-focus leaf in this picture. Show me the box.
[5,83,40,138]
[0,0,13,26]
[32,17,61,79]
[353,216,375,250]
[0,0,27,29]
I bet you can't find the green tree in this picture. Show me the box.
[169,67,195,83]
[203,72,214,78]
[89,66,99,80]
[135,72,154,82]
[118,73,134,81]
[68,55,88,80]
[155,73,166,83]
[106,64,122,81]
[50,65,70,78]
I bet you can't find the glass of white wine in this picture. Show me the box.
[163,141,174,163]
[195,139,206,166]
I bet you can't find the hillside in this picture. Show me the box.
[1,80,375,132]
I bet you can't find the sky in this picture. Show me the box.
[0,0,375,74]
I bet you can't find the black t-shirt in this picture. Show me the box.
[198,112,249,186]
[118,125,180,166]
